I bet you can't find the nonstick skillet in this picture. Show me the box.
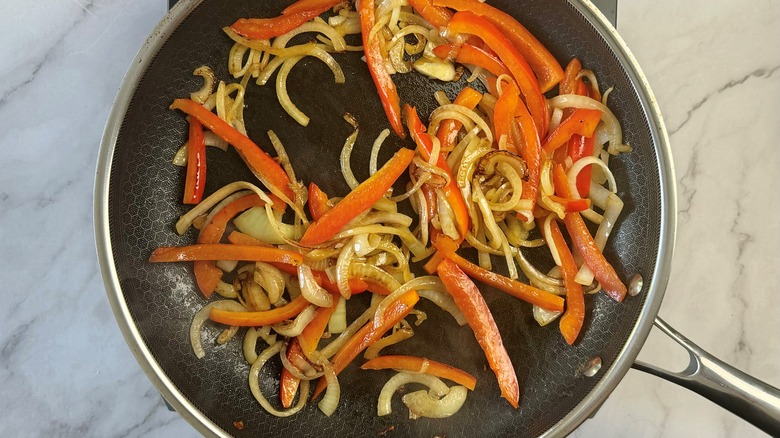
[94,0,780,436]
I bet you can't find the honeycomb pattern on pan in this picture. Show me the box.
[107,0,664,436]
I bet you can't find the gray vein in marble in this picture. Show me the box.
[677,148,699,225]
[668,65,780,136]
[0,0,97,110]
[729,194,753,365]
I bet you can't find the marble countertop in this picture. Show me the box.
[1,0,778,436]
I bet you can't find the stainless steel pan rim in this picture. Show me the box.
[93,0,676,436]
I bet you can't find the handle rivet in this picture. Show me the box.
[581,356,602,377]
[628,274,644,296]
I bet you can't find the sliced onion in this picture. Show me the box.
[298,265,334,307]
[417,289,467,326]
[335,237,357,298]
[175,181,273,235]
[364,320,414,359]
[272,305,317,337]
[190,66,216,104]
[377,372,450,416]
[234,206,295,245]
[248,341,310,417]
[328,296,347,334]
[340,117,361,190]
[190,300,245,359]
[567,156,618,198]
[429,104,492,144]
[403,385,468,419]
[223,27,317,57]
[215,280,238,298]
[533,305,562,326]
[370,129,391,176]
[543,213,562,267]
[373,276,441,327]
[273,21,347,52]
[318,361,341,416]
[216,259,238,272]
[255,262,286,305]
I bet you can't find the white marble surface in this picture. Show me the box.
[1,0,778,436]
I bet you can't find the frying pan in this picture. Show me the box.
[94,0,780,436]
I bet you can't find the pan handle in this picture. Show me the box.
[632,317,780,435]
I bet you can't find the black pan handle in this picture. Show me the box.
[632,318,780,436]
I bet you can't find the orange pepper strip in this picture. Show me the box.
[360,0,406,138]
[149,244,303,266]
[209,295,310,326]
[361,355,477,390]
[493,79,521,154]
[307,182,332,221]
[282,0,343,15]
[541,108,602,155]
[448,12,548,138]
[433,43,510,79]
[432,235,564,312]
[195,194,265,298]
[543,219,584,345]
[547,195,591,213]
[509,97,541,220]
[299,148,415,246]
[170,99,294,208]
[567,74,595,197]
[183,118,206,205]
[432,0,564,93]
[553,166,627,302]
[311,290,420,399]
[407,0,453,28]
[436,258,519,408]
[405,106,470,240]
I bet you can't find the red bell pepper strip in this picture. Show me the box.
[299,147,415,246]
[513,97,542,220]
[542,108,602,155]
[434,86,483,152]
[149,244,303,266]
[280,340,304,408]
[493,79,521,154]
[209,295,310,326]
[560,58,583,96]
[433,43,510,79]
[233,0,342,39]
[436,258,519,408]
[432,235,564,312]
[359,0,406,138]
[307,182,332,221]
[552,165,627,302]
[312,290,420,399]
[195,194,265,298]
[567,133,595,197]
[282,0,342,15]
[361,355,477,390]
[183,118,206,205]
[432,0,564,93]
[548,195,590,213]
[281,290,339,408]
[405,105,470,240]
[170,99,295,207]
[447,12,548,137]
[407,0,453,28]
[542,219,584,345]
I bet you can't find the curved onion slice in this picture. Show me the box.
[175,181,273,235]
[190,300,245,359]
[533,305,562,326]
[298,264,333,307]
[318,361,341,416]
[402,385,468,419]
[364,320,414,360]
[417,289,467,326]
[273,21,348,52]
[249,341,310,417]
[377,372,449,416]
[373,276,440,327]
[271,305,317,337]
[547,94,631,154]
[190,66,216,104]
